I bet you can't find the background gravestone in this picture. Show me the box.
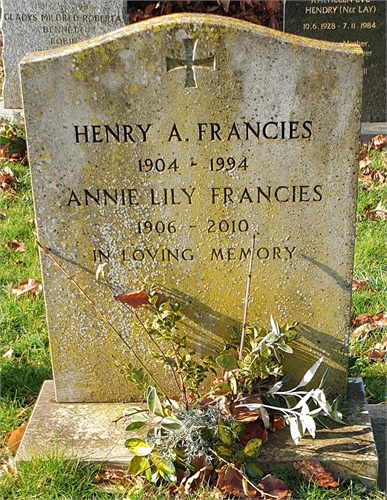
[20,14,363,403]
[284,0,387,123]
[1,0,127,109]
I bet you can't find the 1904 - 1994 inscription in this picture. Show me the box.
[20,15,363,402]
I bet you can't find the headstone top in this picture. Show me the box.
[1,0,127,109]
[21,13,362,402]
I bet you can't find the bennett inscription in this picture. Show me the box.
[20,15,363,402]
[1,0,127,108]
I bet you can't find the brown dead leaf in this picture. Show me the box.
[181,464,213,494]
[373,201,387,220]
[5,239,26,252]
[94,467,132,485]
[370,135,387,151]
[352,313,373,327]
[258,475,292,500]
[352,311,387,340]
[239,422,268,445]
[351,323,374,341]
[369,342,387,362]
[294,460,339,488]
[352,278,368,291]
[230,395,262,423]
[363,202,387,220]
[217,466,257,498]
[115,289,167,309]
[0,212,6,219]
[270,415,286,432]
[0,456,17,478]
[12,279,42,298]
[6,421,28,455]
[0,166,18,188]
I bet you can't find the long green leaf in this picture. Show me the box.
[126,420,147,432]
[146,386,164,417]
[292,357,323,390]
[160,416,182,431]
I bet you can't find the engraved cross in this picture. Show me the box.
[166,39,215,88]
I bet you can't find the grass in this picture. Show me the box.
[0,124,386,497]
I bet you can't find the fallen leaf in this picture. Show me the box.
[373,201,387,220]
[294,460,339,488]
[352,278,368,291]
[181,464,213,494]
[230,395,262,423]
[352,311,387,340]
[0,456,17,478]
[351,323,375,341]
[2,348,14,358]
[94,467,131,485]
[270,415,286,432]
[0,166,18,188]
[217,466,257,498]
[0,212,6,219]
[5,239,26,252]
[369,342,387,362]
[239,422,268,445]
[363,202,387,220]
[12,279,42,298]
[115,289,167,308]
[258,475,292,499]
[6,421,28,455]
[352,313,373,327]
[370,135,387,151]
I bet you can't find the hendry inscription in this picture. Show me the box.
[284,0,387,121]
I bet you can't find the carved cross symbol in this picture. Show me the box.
[166,39,215,88]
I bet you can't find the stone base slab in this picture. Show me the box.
[16,378,379,487]
[360,122,387,143]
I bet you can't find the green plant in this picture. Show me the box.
[119,288,344,491]
[0,118,26,159]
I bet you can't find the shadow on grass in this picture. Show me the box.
[0,358,52,400]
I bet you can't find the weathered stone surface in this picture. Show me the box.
[284,0,387,122]
[20,14,363,402]
[16,379,379,486]
[369,403,387,490]
[1,0,126,108]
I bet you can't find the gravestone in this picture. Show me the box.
[20,14,363,404]
[1,0,127,109]
[284,0,387,123]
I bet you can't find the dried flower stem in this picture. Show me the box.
[239,233,255,359]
